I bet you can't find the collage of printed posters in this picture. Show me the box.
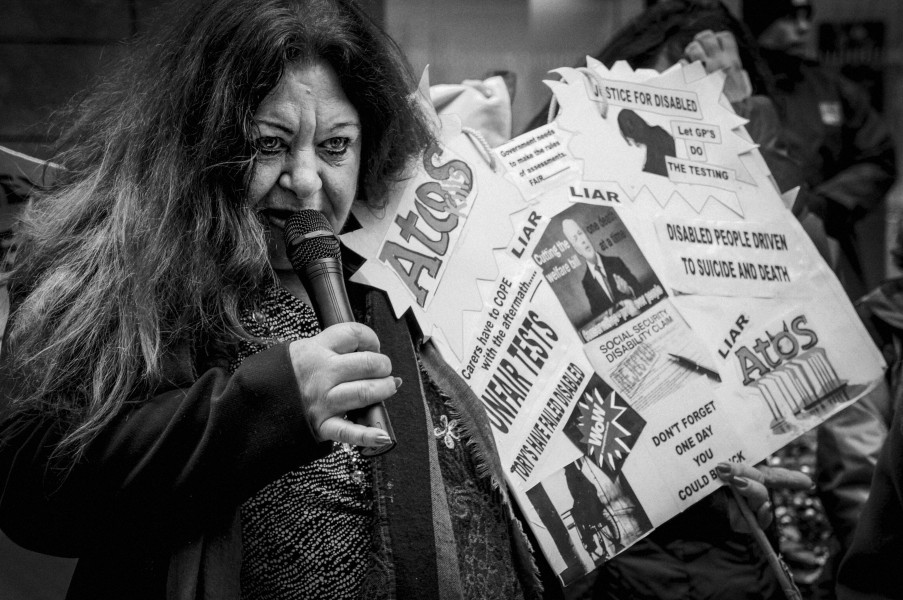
[342,62,885,588]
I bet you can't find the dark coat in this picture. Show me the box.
[581,253,640,317]
[0,335,326,600]
[836,278,903,599]
[0,290,542,600]
[764,49,896,297]
[836,393,903,600]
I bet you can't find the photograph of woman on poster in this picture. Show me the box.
[617,109,677,177]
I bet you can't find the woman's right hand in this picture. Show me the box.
[288,322,399,448]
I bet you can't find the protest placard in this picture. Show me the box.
[343,62,884,587]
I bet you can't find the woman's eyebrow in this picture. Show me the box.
[325,120,361,132]
[253,117,295,136]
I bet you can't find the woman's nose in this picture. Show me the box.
[279,150,322,201]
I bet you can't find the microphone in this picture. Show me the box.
[283,209,396,457]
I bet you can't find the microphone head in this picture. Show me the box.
[283,210,341,272]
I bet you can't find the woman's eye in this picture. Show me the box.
[321,137,350,156]
[254,137,285,155]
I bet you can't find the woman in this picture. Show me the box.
[0,0,472,597]
[615,109,677,177]
[0,1,803,598]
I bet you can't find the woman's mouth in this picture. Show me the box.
[259,208,297,231]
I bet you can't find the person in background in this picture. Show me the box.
[743,0,896,301]
[836,280,903,600]
[744,3,897,595]
[0,148,42,351]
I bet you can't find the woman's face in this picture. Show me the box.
[248,59,362,270]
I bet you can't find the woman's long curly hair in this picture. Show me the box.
[2,0,431,463]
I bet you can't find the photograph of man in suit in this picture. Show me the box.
[562,218,640,319]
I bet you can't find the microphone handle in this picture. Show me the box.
[302,258,396,457]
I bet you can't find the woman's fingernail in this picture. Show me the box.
[716,463,732,476]
[733,477,749,489]
[375,433,392,445]
[394,377,403,390]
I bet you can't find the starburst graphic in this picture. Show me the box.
[567,379,645,479]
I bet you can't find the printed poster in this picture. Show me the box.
[343,63,884,587]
